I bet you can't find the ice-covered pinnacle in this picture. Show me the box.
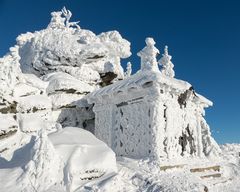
[48,11,65,29]
[47,7,80,29]
[137,37,160,72]
[124,62,132,77]
[159,45,175,78]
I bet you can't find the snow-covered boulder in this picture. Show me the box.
[0,114,18,141]
[49,127,117,192]
[17,95,52,113]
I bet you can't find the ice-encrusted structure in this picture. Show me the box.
[137,37,159,72]
[88,38,221,160]
[159,45,175,78]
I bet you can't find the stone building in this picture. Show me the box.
[88,38,221,161]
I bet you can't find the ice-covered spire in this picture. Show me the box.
[137,37,160,71]
[159,45,175,78]
[124,62,132,77]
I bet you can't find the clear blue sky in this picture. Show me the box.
[0,0,239,144]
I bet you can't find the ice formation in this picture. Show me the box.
[159,45,175,78]
[0,7,239,192]
[137,37,160,72]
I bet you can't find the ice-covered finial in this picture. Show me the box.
[137,37,160,71]
[158,45,175,78]
[164,45,168,55]
[124,62,132,77]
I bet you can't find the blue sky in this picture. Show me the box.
[0,0,239,144]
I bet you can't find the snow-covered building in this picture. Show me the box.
[88,38,221,160]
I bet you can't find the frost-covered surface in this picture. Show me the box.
[88,38,220,161]
[18,8,131,82]
[0,7,239,192]
[159,45,175,78]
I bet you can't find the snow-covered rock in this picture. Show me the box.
[18,7,131,85]
[49,127,117,192]
[19,130,64,192]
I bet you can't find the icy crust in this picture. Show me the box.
[18,8,131,83]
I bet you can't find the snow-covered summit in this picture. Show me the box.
[18,7,131,84]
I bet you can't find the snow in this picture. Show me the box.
[0,7,239,192]
[88,70,191,100]
[17,95,52,113]
[18,130,63,192]
[137,37,160,72]
[49,127,117,192]
[45,72,94,95]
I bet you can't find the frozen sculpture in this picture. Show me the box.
[88,37,221,161]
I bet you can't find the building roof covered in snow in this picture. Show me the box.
[88,37,212,107]
[88,68,212,108]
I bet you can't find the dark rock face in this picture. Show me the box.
[99,72,118,87]
[179,125,196,156]
[0,129,17,140]
[178,90,189,108]
[0,101,18,114]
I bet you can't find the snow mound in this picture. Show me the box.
[19,130,63,192]
[49,127,117,192]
